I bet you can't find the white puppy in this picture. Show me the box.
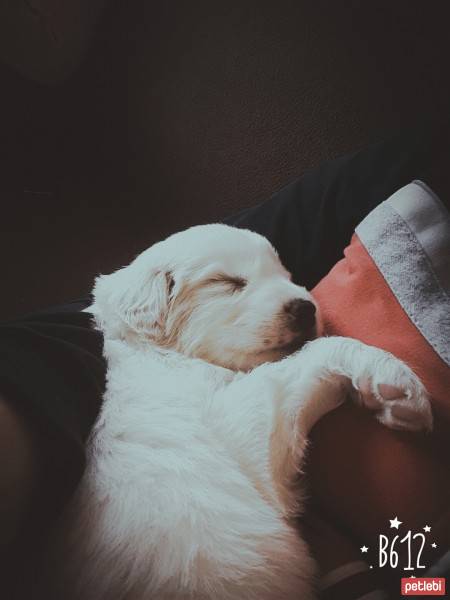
[51,224,432,600]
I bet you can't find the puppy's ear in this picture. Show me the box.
[92,263,174,340]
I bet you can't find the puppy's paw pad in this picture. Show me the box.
[376,399,433,432]
[356,386,382,410]
[377,383,407,401]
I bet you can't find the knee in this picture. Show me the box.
[0,393,42,551]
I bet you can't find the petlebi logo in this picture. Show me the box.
[359,517,446,596]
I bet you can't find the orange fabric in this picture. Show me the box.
[308,234,450,554]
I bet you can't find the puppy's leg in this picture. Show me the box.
[286,336,433,436]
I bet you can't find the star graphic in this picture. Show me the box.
[390,516,402,529]
[360,546,369,553]
[369,565,373,569]
[423,525,431,533]
[431,543,437,549]
[410,576,416,579]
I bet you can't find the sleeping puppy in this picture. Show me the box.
[50,224,432,600]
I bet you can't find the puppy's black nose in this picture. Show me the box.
[285,298,316,330]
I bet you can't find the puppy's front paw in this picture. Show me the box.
[352,351,433,432]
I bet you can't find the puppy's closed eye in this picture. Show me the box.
[166,272,175,296]
[205,274,247,293]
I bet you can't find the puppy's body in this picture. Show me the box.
[63,341,314,600]
[48,225,432,600]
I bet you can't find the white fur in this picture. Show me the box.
[48,224,433,600]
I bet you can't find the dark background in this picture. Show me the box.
[1,0,449,318]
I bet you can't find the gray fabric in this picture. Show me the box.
[356,182,450,367]
[392,180,450,296]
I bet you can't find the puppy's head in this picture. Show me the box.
[92,224,320,370]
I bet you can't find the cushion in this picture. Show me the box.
[308,181,450,576]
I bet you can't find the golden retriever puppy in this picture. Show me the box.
[47,224,432,600]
